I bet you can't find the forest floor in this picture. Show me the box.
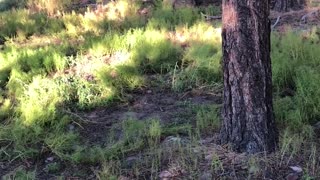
[270,7,320,31]
[1,75,311,179]
[1,1,320,179]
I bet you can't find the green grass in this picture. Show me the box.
[272,27,320,130]
[1,1,320,178]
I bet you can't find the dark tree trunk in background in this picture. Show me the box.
[220,0,278,153]
[271,0,306,12]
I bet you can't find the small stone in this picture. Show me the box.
[289,166,303,173]
[200,137,215,144]
[68,124,75,131]
[286,173,299,180]
[47,157,54,161]
[159,170,173,178]
[125,156,139,168]
[147,90,152,94]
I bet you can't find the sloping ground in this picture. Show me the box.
[77,76,222,145]
[270,7,320,31]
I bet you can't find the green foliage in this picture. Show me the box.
[272,28,320,130]
[2,167,35,180]
[18,76,61,126]
[1,1,320,177]
[173,42,222,91]
[148,7,200,30]
[0,10,64,39]
[45,162,62,173]
[162,123,192,136]
[132,29,182,73]
[196,105,220,134]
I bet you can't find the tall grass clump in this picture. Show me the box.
[132,28,182,73]
[18,76,62,126]
[172,22,222,91]
[0,10,65,39]
[148,7,200,30]
[272,28,320,130]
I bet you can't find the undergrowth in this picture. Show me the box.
[0,0,320,178]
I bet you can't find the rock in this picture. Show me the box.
[200,137,215,145]
[161,136,190,148]
[159,170,174,178]
[46,157,54,162]
[68,124,75,131]
[124,156,140,168]
[286,173,299,180]
[289,166,303,173]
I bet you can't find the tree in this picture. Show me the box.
[220,0,278,153]
[271,0,306,12]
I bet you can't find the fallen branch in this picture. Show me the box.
[300,9,319,24]
[62,109,105,125]
[271,16,281,30]
[201,13,222,20]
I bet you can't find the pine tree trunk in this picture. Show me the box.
[220,0,278,153]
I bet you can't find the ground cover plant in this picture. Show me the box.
[0,0,320,179]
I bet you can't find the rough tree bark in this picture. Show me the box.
[271,0,306,12]
[220,0,278,153]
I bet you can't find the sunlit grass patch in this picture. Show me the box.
[0,9,65,40]
[147,7,200,30]
[132,29,182,73]
[18,76,62,126]
[0,98,12,121]
[171,23,222,91]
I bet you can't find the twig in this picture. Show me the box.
[62,109,105,125]
[271,16,281,30]
[201,13,222,20]
[300,10,319,24]
[71,120,84,129]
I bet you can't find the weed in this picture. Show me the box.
[148,119,162,145]
[196,105,220,135]
[94,160,121,180]
[45,162,62,173]
[210,152,224,174]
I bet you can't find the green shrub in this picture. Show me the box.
[196,105,220,134]
[2,167,35,180]
[272,29,320,130]
[0,10,65,39]
[173,43,222,91]
[132,29,182,73]
[148,7,200,30]
[295,67,320,124]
